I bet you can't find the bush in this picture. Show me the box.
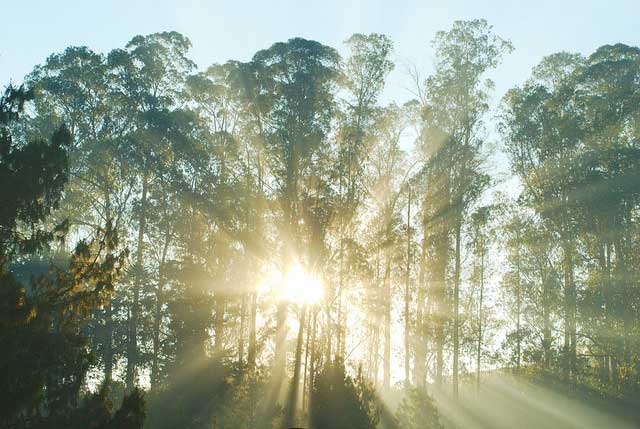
[395,387,443,429]
[310,359,379,429]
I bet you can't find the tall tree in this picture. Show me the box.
[416,19,511,395]
[250,37,340,414]
[108,31,195,389]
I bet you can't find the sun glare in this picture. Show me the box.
[282,263,323,304]
[260,262,323,305]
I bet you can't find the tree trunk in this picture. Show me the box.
[453,220,461,399]
[214,294,225,355]
[127,171,148,390]
[336,228,345,359]
[247,292,258,369]
[413,227,428,387]
[302,310,312,411]
[476,240,484,395]
[516,240,522,374]
[383,251,392,390]
[404,187,412,388]
[151,223,171,389]
[434,235,448,387]
[274,301,289,395]
[308,310,318,416]
[103,190,114,387]
[286,306,307,428]
[104,301,114,386]
[542,269,552,371]
[562,239,575,380]
[238,293,247,369]
[336,284,344,359]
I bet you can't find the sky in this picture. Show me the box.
[1,0,638,108]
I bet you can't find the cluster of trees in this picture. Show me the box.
[500,44,640,392]
[1,18,639,428]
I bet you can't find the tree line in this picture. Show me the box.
[1,19,639,428]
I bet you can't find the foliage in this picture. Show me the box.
[395,387,444,429]
[4,19,640,429]
[310,360,380,429]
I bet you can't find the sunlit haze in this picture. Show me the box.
[1,2,640,429]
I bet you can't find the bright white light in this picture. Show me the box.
[281,263,323,304]
[257,268,281,295]
[257,262,323,305]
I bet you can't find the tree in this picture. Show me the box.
[502,51,586,380]
[28,45,136,386]
[333,32,394,359]
[108,31,196,390]
[416,19,511,396]
[310,360,379,429]
[395,387,443,429]
[469,204,497,392]
[249,37,340,411]
[0,84,138,428]
[364,103,408,389]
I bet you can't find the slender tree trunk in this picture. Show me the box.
[476,241,484,395]
[238,294,247,369]
[214,293,225,355]
[453,220,461,399]
[434,235,447,387]
[302,310,312,411]
[336,225,345,359]
[274,301,288,391]
[373,327,381,386]
[336,285,344,359]
[324,305,332,363]
[383,251,392,390]
[308,309,318,407]
[247,292,258,369]
[602,240,611,383]
[103,190,114,387]
[151,224,171,389]
[542,270,552,371]
[286,306,307,428]
[404,187,412,389]
[104,301,114,386]
[127,171,148,390]
[413,227,428,387]
[562,239,575,380]
[516,241,522,374]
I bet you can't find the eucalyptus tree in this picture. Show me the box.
[501,52,586,380]
[497,202,563,376]
[468,204,496,392]
[108,31,195,389]
[500,206,527,373]
[572,44,640,383]
[185,61,249,361]
[416,19,511,395]
[140,107,209,389]
[249,37,341,413]
[364,103,408,389]
[332,33,394,358]
[27,46,136,385]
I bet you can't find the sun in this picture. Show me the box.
[281,263,323,304]
[260,262,323,305]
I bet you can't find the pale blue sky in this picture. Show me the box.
[1,0,638,106]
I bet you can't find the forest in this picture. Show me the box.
[1,18,640,429]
